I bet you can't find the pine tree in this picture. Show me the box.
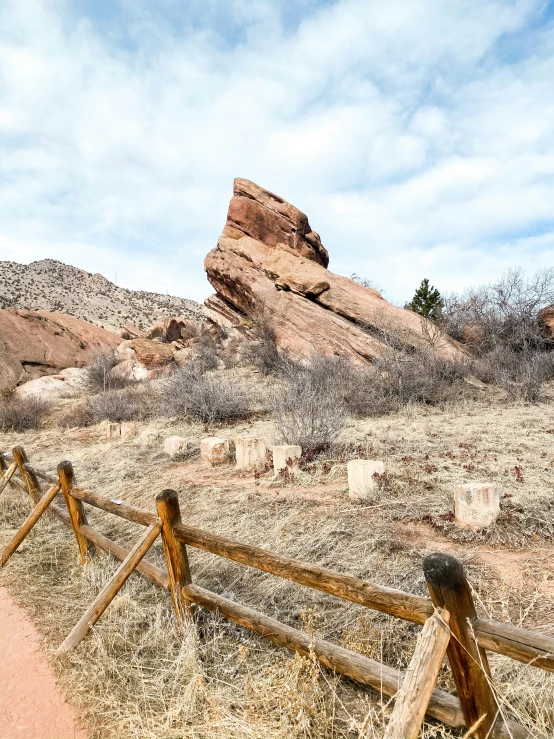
[405,278,443,321]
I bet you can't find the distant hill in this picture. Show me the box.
[0,259,202,333]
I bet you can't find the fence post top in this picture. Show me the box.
[57,460,74,476]
[423,553,466,588]
[12,445,28,459]
[156,489,179,504]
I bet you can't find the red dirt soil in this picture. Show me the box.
[0,587,89,739]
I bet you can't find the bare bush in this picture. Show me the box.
[162,366,251,424]
[245,322,283,375]
[58,387,154,426]
[85,351,131,392]
[474,348,554,402]
[443,267,554,354]
[271,357,349,450]
[190,331,221,374]
[0,394,51,431]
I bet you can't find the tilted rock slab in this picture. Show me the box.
[204,179,467,365]
[0,309,121,392]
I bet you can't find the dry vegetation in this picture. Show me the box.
[1,388,554,738]
[1,267,554,738]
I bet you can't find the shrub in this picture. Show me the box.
[443,267,554,354]
[58,387,154,427]
[271,357,349,450]
[85,351,131,392]
[162,366,250,424]
[0,394,51,432]
[244,320,284,375]
[190,331,220,374]
[474,348,554,402]
[368,350,470,412]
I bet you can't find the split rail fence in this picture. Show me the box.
[1,445,553,738]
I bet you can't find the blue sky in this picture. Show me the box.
[1,0,553,304]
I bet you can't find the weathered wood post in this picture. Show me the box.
[0,453,17,494]
[423,553,499,738]
[57,460,94,564]
[12,446,42,504]
[156,489,193,621]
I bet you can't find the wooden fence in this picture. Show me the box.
[1,445,553,738]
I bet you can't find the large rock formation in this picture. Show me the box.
[204,179,466,365]
[0,309,121,392]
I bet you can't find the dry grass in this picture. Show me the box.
[1,394,554,738]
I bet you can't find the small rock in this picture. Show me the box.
[272,445,301,474]
[120,422,137,439]
[454,483,500,529]
[164,435,189,457]
[347,460,385,500]
[200,437,230,465]
[235,437,267,470]
[106,422,121,439]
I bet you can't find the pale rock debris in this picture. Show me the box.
[347,460,385,500]
[235,437,267,469]
[273,445,302,474]
[454,483,500,529]
[120,422,137,439]
[164,435,190,457]
[201,437,230,465]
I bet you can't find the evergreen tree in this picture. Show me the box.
[406,278,443,321]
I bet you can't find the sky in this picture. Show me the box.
[1,0,553,305]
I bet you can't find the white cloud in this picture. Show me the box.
[0,0,553,305]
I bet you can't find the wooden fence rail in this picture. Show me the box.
[1,446,551,738]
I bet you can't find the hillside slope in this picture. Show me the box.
[0,259,202,332]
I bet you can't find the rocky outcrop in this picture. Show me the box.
[204,179,467,365]
[224,178,329,267]
[0,309,122,392]
[15,368,89,398]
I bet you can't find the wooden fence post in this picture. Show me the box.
[156,489,193,620]
[0,454,17,494]
[12,446,42,504]
[384,608,451,739]
[423,553,499,738]
[1,482,61,567]
[58,522,162,653]
[57,460,94,564]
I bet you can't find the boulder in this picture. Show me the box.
[149,317,198,344]
[0,309,121,393]
[129,338,175,368]
[15,367,89,398]
[200,437,230,465]
[204,179,468,366]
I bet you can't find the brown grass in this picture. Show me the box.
[1,393,554,738]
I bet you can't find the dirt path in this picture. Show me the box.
[0,587,89,739]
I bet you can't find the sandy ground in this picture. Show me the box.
[0,587,89,739]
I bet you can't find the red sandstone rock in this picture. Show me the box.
[128,338,175,368]
[538,305,554,340]
[0,309,121,392]
[204,180,467,365]
[223,178,329,267]
[149,317,197,343]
